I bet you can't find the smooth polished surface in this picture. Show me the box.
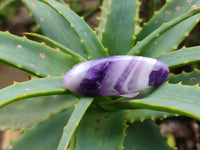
[63,56,169,97]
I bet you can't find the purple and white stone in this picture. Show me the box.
[63,56,169,97]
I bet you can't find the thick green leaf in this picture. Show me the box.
[97,0,111,40]
[168,69,200,85]
[124,120,174,150]
[136,0,200,42]
[0,76,68,108]
[138,15,200,58]
[68,108,127,150]
[0,95,78,130]
[126,109,175,123]
[8,107,74,150]
[57,97,94,150]
[43,0,108,59]
[23,0,88,59]
[158,46,200,69]
[101,0,138,55]
[0,31,78,77]
[127,7,200,55]
[26,33,87,62]
[101,83,200,120]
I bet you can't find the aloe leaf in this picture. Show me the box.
[97,0,111,40]
[126,109,175,123]
[127,7,200,55]
[68,108,127,150]
[100,0,138,55]
[124,120,174,150]
[0,95,78,130]
[0,31,78,77]
[0,76,69,108]
[42,0,108,59]
[26,33,87,62]
[158,46,200,69]
[0,0,19,23]
[23,0,88,59]
[137,0,200,58]
[101,83,200,120]
[138,15,200,58]
[136,0,200,42]
[7,107,74,150]
[168,69,200,85]
[57,97,94,150]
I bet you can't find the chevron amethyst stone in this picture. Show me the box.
[63,56,169,97]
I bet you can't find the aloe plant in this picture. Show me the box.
[0,0,20,25]
[1,0,200,149]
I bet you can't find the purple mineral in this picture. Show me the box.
[63,56,169,97]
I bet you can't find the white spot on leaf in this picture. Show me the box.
[52,95,58,98]
[191,5,197,10]
[17,45,22,49]
[40,17,44,22]
[30,64,35,67]
[29,2,36,7]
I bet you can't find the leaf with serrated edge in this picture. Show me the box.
[23,0,88,59]
[138,15,200,58]
[158,46,200,69]
[127,7,200,55]
[0,95,78,130]
[68,108,127,150]
[126,109,175,123]
[97,0,112,40]
[168,69,200,85]
[0,31,78,77]
[136,0,200,42]
[101,83,200,120]
[42,0,108,60]
[124,120,174,150]
[26,32,87,62]
[0,76,68,108]
[57,97,94,150]
[101,0,138,55]
[7,107,74,150]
